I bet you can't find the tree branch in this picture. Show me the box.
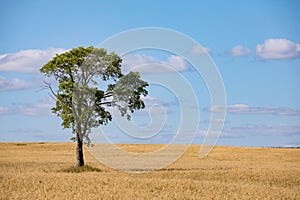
[43,81,57,98]
[103,92,113,98]
[98,101,118,106]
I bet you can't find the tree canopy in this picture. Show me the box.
[40,46,148,166]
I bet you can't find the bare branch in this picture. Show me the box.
[43,81,57,98]
[48,92,57,101]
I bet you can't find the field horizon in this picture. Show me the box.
[0,142,299,199]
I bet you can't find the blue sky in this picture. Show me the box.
[0,0,300,147]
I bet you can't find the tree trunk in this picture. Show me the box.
[76,132,84,167]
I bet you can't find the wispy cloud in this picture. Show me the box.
[0,99,55,116]
[256,38,300,60]
[190,45,211,55]
[123,95,169,116]
[122,54,188,73]
[142,96,165,106]
[0,48,68,73]
[0,106,16,115]
[284,141,300,148]
[19,99,55,116]
[8,129,43,133]
[200,118,227,124]
[230,45,251,56]
[222,124,300,137]
[0,76,32,92]
[209,104,300,116]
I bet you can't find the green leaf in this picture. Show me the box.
[40,46,148,145]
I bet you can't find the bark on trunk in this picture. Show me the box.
[76,132,84,167]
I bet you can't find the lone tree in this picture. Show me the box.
[40,46,148,166]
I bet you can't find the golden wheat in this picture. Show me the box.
[0,143,299,199]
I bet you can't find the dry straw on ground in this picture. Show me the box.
[0,143,299,199]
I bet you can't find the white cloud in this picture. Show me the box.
[256,38,300,60]
[209,104,300,116]
[165,55,188,70]
[190,45,211,55]
[142,96,169,112]
[230,45,250,56]
[0,48,68,73]
[0,76,32,91]
[142,96,164,105]
[122,54,188,73]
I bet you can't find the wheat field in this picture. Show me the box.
[0,143,299,199]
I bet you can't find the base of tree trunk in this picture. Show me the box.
[76,134,84,167]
